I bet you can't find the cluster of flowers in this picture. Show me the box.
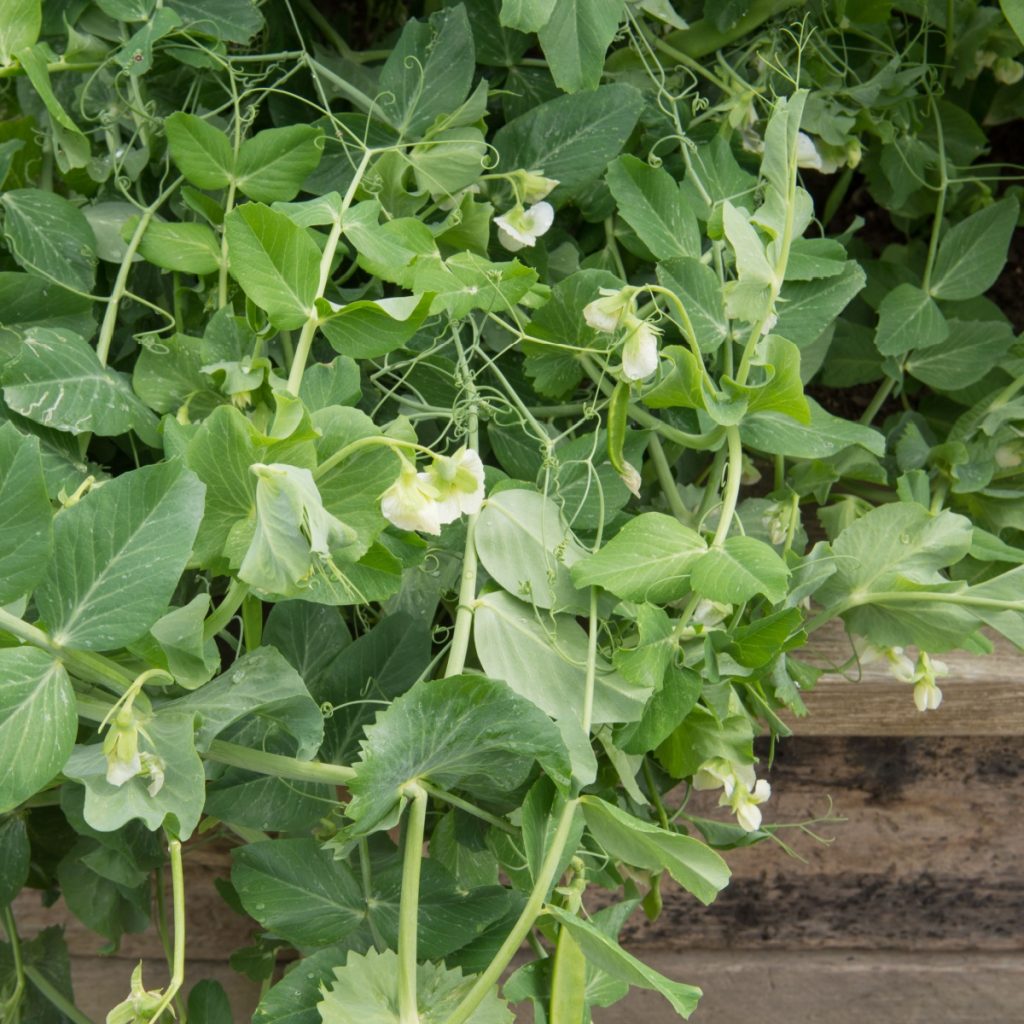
[380,447,486,536]
[858,641,949,711]
[694,757,772,832]
[583,286,662,381]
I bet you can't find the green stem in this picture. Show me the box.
[359,838,388,952]
[1,906,25,1018]
[0,606,60,653]
[398,784,428,1024]
[217,180,237,309]
[147,838,186,1022]
[711,426,743,547]
[314,435,434,481]
[23,966,95,1024]
[0,59,101,78]
[203,578,250,640]
[443,427,480,677]
[420,782,515,834]
[921,104,948,296]
[442,799,579,1024]
[860,377,895,425]
[647,435,688,521]
[642,759,670,831]
[205,740,356,785]
[241,594,263,652]
[96,178,182,366]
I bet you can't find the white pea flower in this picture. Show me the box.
[583,287,634,333]
[693,757,740,796]
[729,777,772,832]
[103,707,143,788]
[694,757,770,832]
[495,201,555,251]
[621,317,661,381]
[380,457,444,536]
[795,132,842,174]
[425,447,486,524]
[855,638,917,683]
[912,652,948,712]
[994,57,1024,85]
[139,753,166,798]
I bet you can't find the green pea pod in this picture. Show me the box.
[550,921,587,1024]
[607,381,640,497]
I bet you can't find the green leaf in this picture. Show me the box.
[874,283,949,356]
[690,536,790,604]
[35,461,206,650]
[319,294,432,359]
[236,125,325,203]
[0,648,74,813]
[581,796,730,905]
[167,0,264,42]
[0,0,40,65]
[2,328,160,444]
[537,0,625,93]
[929,197,1020,301]
[318,948,513,1024]
[618,663,702,755]
[0,421,52,604]
[494,84,644,199]
[475,488,589,612]
[905,319,1017,388]
[545,906,702,1019]
[0,272,95,347]
[1003,0,1024,44]
[138,219,221,274]
[656,705,754,779]
[774,262,865,347]
[571,513,706,603]
[138,595,220,690]
[474,590,649,728]
[0,188,97,292]
[0,815,30,906]
[187,980,233,1024]
[346,674,571,834]
[14,43,89,166]
[963,566,1024,648]
[169,646,323,756]
[0,926,75,1024]
[500,0,557,32]
[378,6,475,137]
[254,946,357,1024]
[164,111,234,191]
[606,155,700,260]
[656,257,728,352]
[742,397,885,459]
[225,203,321,330]
[96,0,154,22]
[725,334,809,423]
[63,712,206,839]
[728,607,805,668]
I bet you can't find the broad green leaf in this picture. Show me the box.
[187,980,232,1024]
[346,674,571,834]
[474,590,649,727]
[657,257,728,352]
[475,488,589,612]
[299,356,361,410]
[722,201,773,286]
[618,663,702,755]
[0,648,74,813]
[0,0,41,65]
[570,513,706,603]
[500,0,557,32]
[742,397,885,458]
[408,126,488,195]
[690,536,790,604]
[1003,0,1024,44]
[929,197,1020,301]
[253,946,360,1024]
[905,319,1016,388]
[169,646,323,756]
[138,220,221,274]
[0,188,97,292]
[167,0,264,42]
[874,283,949,356]
[606,155,700,261]
[2,328,160,444]
[234,839,510,958]
[136,595,220,690]
[642,344,705,411]
[164,111,234,191]
[319,294,432,359]
[318,948,512,1024]
[412,252,538,318]
[96,0,154,21]
[14,43,89,167]
[0,406,93,499]
[225,203,321,329]
[581,796,730,905]
[0,926,75,1024]
[378,6,475,137]
[0,421,52,604]
[0,816,30,906]
[431,811,500,889]
[538,0,625,93]
[774,262,865,347]
[132,332,221,416]
[63,713,206,838]
[0,272,95,347]
[963,566,1024,648]
[56,849,148,946]
[545,906,702,1019]
[728,607,805,668]
[115,7,181,76]
[784,237,849,280]
[35,461,206,650]
[656,705,755,779]
[236,125,324,203]
[728,334,810,423]
[494,84,644,199]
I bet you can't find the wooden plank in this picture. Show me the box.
[619,737,1024,951]
[784,622,1023,736]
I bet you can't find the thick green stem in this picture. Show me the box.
[711,426,743,547]
[359,838,388,952]
[648,435,688,521]
[1,906,25,1018]
[217,180,237,309]
[203,579,250,640]
[206,740,356,785]
[398,784,428,1024]
[921,105,948,296]
[147,839,185,1022]
[442,799,579,1024]
[242,594,263,652]
[860,377,896,425]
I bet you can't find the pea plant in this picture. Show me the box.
[1,1,1023,1022]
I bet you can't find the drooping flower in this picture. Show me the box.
[103,707,142,788]
[380,455,445,536]
[728,777,772,832]
[495,201,555,251]
[693,757,770,833]
[620,317,661,381]
[911,652,948,712]
[583,287,634,333]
